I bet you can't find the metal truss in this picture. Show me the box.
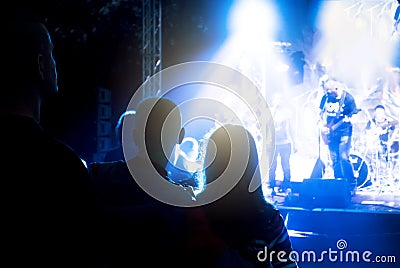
[142,0,162,98]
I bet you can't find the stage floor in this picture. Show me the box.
[268,185,400,213]
[264,151,400,213]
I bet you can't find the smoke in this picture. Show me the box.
[313,0,399,95]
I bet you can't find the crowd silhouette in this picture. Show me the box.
[3,15,297,268]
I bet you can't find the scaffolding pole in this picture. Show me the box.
[142,0,162,99]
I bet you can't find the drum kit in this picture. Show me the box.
[350,111,399,195]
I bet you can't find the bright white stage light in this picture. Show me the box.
[164,1,285,184]
[227,0,278,42]
[205,0,285,181]
[213,0,286,100]
[275,62,290,72]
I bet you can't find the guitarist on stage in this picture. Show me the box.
[319,78,359,191]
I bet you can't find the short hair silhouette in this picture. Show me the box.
[130,97,184,170]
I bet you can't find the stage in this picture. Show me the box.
[264,149,400,208]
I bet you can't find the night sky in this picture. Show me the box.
[9,0,319,161]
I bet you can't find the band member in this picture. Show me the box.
[319,78,359,190]
[269,94,297,196]
[365,104,399,161]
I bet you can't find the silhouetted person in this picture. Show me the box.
[103,110,137,162]
[195,124,298,268]
[89,97,194,267]
[0,18,98,267]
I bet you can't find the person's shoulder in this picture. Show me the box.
[258,201,280,222]
[344,90,355,99]
[44,133,86,164]
[3,114,85,165]
[319,93,328,103]
[42,138,92,183]
[89,160,127,179]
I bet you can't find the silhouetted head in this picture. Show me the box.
[131,97,184,169]
[203,124,265,216]
[1,18,58,102]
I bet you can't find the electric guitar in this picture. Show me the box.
[320,117,350,145]
[320,108,362,145]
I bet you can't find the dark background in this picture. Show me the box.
[9,0,320,162]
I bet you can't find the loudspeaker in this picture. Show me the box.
[309,157,325,179]
[299,178,351,208]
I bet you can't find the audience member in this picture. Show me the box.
[103,110,137,162]
[192,124,298,268]
[0,17,98,267]
[89,97,194,267]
